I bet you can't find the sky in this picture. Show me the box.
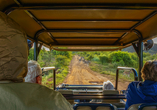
[153,37,157,44]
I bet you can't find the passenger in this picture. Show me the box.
[90,80,114,102]
[103,80,114,90]
[27,39,33,50]
[0,11,72,110]
[25,60,42,84]
[125,60,157,110]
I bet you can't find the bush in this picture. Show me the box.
[92,56,100,61]
[109,51,133,67]
[55,55,69,68]
[99,55,109,64]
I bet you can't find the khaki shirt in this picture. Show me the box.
[0,82,73,110]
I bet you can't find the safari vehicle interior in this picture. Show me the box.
[1,0,157,110]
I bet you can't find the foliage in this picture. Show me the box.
[109,51,133,67]
[28,48,72,89]
[99,55,109,64]
[52,50,72,59]
[87,54,94,61]
[55,55,70,69]
[28,48,34,60]
[29,46,156,89]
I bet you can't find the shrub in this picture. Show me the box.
[99,55,109,64]
[109,51,133,67]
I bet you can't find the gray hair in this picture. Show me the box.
[25,60,42,83]
[103,80,114,90]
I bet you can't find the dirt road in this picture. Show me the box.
[63,55,131,90]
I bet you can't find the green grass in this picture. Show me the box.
[89,62,134,82]
[42,67,69,89]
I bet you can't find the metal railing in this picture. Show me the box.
[115,66,138,90]
[41,67,56,90]
[58,84,103,90]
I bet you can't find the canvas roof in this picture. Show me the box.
[1,0,157,51]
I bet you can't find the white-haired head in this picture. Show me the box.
[25,60,42,83]
[103,80,114,90]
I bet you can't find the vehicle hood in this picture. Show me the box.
[0,11,28,82]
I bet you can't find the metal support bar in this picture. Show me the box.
[113,32,129,45]
[39,19,140,22]
[132,43,139,56]
[54,37,119,39]
[3,1,156,49]
[115,69,119,90]
[130,11,157,31]
[35,29,128,38]
[25,11,58,44]
[34,40,38,61]
[138,40,143,81]
[38,43,43,55]
[51,47,119,51]
[4,4,157,12]
[12,0,59,45]
[114,10,157,45]
[63,94,126,100]
[115,66,138,90]
[132,41,143,81]
[53,69,56,90]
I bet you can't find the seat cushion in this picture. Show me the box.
[128,104,157,110]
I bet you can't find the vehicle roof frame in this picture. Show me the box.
[3,1,157,50]
[4,0,157,81]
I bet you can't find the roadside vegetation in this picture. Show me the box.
[28,48,72,89]
[28,47,157,89]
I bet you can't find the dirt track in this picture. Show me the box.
[63,55,131,90]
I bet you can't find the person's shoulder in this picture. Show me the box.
[127,81,141,90]
[128,81,140,86]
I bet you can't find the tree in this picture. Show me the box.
[28,49,34,60]
[109,51,133,67]
[87,54,94,61]
[55,55,69,69]
[99,55,109,64]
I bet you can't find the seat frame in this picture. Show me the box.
[73,103,115,110]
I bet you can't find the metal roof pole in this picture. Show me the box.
[34,40,38,61]
[53,69,56,90]
[138,40,143,81]
[132,30,143,81]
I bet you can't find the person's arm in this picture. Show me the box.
[125,82,134,110]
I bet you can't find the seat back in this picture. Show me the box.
[57,90,74,104]
[103,90,119,95]
[73,103,116,110]
[128,103,157,110]
[76,106,92,110]
[102,90,120,103]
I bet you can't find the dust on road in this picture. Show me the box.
[64,55,131,90]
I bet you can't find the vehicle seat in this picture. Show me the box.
[103,90,119,95]
[73,103,117,110]
[102,90,120,103]
[57,90,74,104]
[102,90,125,108]
[128,103,157,110]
